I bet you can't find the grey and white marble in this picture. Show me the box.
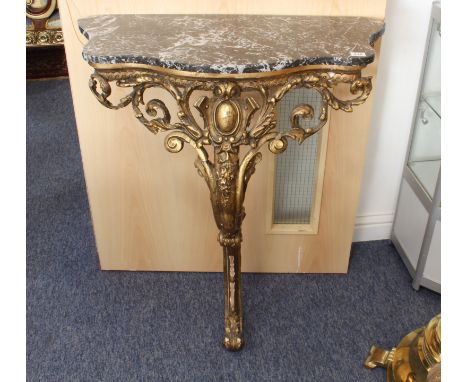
[79,15,384,74]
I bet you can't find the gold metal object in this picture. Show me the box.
[26,29,63,46]
[88,64,372,350]
[26,0,57,20]
[364,314,441,381]
[365,346,396,369]
[26,0,63,46]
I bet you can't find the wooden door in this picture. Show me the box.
[58,0,386,272]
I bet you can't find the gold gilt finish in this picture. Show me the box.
[364,314,441,381]
[26,0,64,46]
[26,29,64,46]
[88,64,372,350]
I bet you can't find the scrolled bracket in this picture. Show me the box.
[88,68,372,222]
[87,65,374,352]
[89,72,134,110]
[87,68,372,224]
[319,75,373,112]
[89,68,371,151]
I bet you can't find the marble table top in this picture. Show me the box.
[79,14,384,75]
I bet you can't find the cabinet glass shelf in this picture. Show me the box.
[407,12,440,201]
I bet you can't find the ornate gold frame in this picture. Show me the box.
[26,29,63,46]
[88,63,372,350]
[26,0,63,46]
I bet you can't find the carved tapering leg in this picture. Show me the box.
[222,244,243,350]
[212,149,248,350]
[208,148,246,350]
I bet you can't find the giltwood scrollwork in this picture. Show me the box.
[88,66,372,350]
[89,68,371,211]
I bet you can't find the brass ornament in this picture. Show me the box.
[364,314,441,381]
[26,29,63,46]
[88,64,372,350]
[26,0,57,20]
[26,0,63,46]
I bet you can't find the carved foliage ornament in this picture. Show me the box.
[89,68,371,220]
[88,67,372,351]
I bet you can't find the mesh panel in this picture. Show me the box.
[273,88,323,224]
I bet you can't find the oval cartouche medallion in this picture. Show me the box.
[214,101,240,135]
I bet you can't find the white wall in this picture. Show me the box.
[353,0,436,241]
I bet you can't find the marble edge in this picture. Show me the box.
[78,24,89,40]
[368,23,385,46]
[78,15,385,74]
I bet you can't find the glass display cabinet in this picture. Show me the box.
[392,1,440,292]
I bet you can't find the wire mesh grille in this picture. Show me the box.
[273,88,323,225]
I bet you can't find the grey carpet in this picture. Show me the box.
[27,79,440,382]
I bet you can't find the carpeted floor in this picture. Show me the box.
[26,79,440,382]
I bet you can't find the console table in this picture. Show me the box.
[79,14,384,351]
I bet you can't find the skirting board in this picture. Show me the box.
[353,212,394,242]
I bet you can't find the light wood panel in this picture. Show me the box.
[58,0,386,272]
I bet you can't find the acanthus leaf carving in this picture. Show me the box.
[88,67,372,235]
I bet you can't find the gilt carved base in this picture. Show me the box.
[88,65,372,350]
